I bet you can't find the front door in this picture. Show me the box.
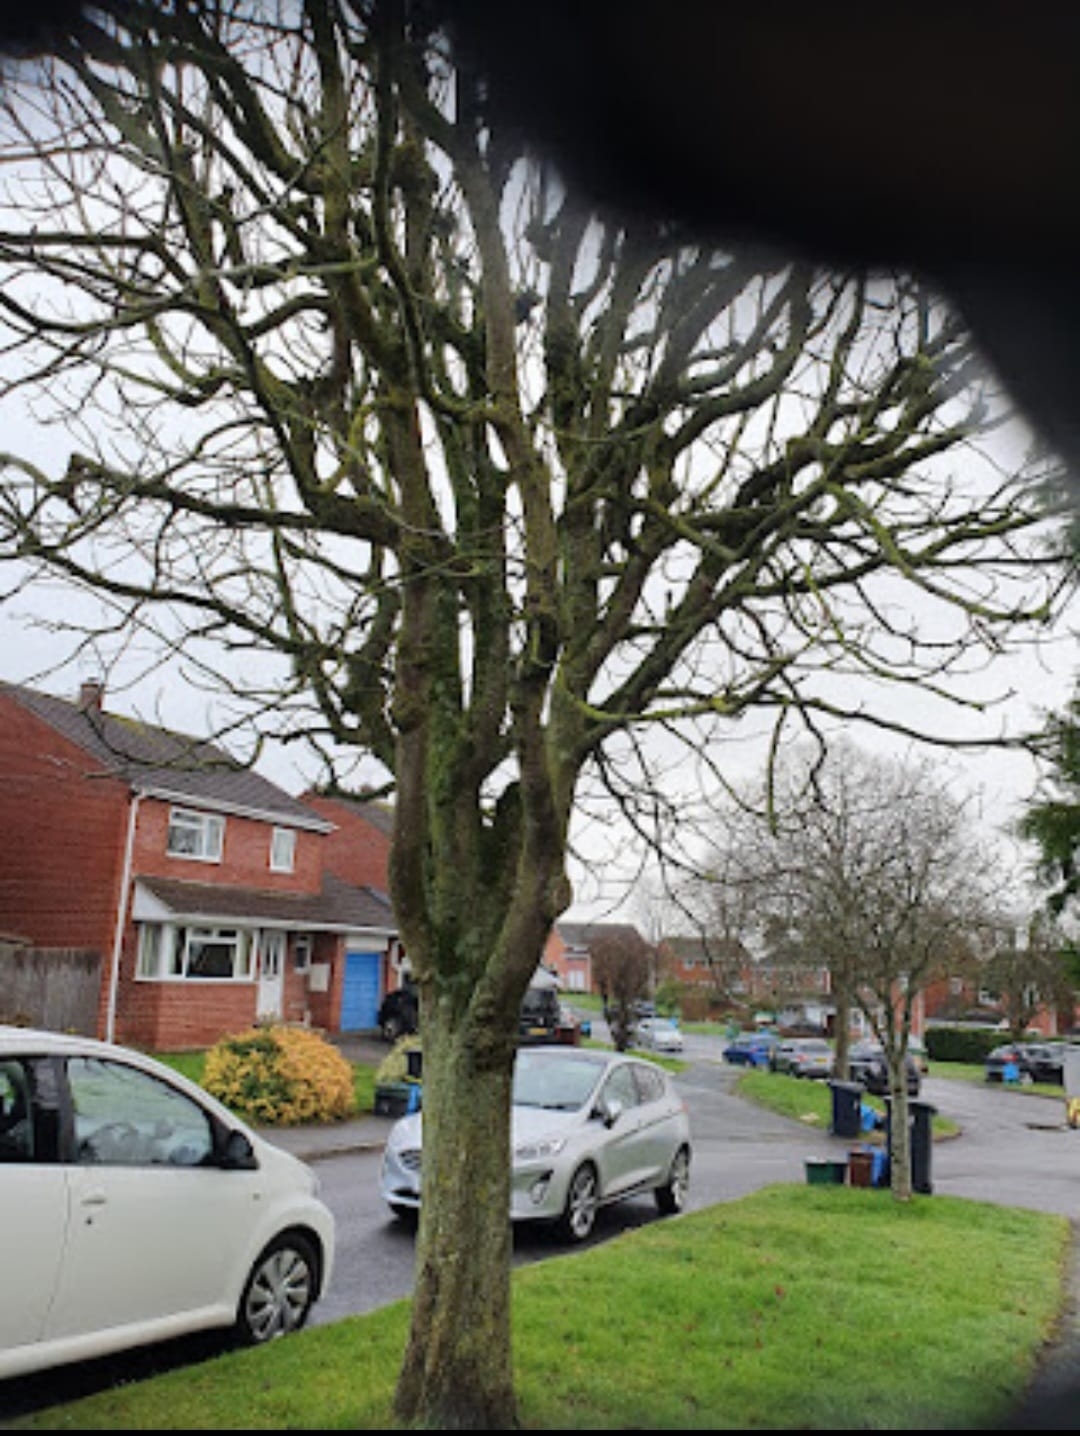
[257,931,286,1021]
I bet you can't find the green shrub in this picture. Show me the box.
[202,1024,357,1125]
[924,1026,1004,1063]
[375,1034,422,1085]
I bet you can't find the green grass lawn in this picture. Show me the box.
[8,1186,1066,1431]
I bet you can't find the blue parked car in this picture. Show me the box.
[723,1032,780,1068]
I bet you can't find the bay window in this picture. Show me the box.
[136,923,253,980]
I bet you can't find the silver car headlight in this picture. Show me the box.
[514,1135,567,1162]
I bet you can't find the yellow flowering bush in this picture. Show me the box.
[202,1024,357,1126]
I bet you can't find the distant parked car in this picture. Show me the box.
[634,1017,684,1054]
[379,976,571,1046]
[518,983,563,1044]
[723,1032,780,1067]
[380,1046,691,1241]
[771,1037,834,1079]
[985,1042,1064,1085]
[0,1025,335,1381]
[848,1040,921,1096]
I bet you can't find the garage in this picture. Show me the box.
[341,949,381,1031]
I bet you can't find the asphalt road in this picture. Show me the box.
[4,1047,1080,1423]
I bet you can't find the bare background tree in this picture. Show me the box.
[591,927,654,1051]
[0,2,1071,1424]
[982,913,1077,1039]
[688,744,1003,1197]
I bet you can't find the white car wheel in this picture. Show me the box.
[235,1233,318,1345]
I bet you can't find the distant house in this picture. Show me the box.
[301,790,411,993]
[544,921,649,993]
[0,680,398,1048]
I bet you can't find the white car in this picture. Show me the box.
[0,1025,335,1380]
[634,1017,685,1053]
[380,1046,691,1241]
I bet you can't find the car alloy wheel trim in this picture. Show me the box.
[668,1149,690,1210]
[243,1245,314,1342]
[566,1165,599,1239]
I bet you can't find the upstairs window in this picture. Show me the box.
[167,808,224,862]
[270,826,296,873]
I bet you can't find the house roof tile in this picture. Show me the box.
[304,791,395,838]
[555,920,644,951]
[3,682,327,830]
[134,872,395,933]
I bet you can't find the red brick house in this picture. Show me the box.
[300,791,411,994]
[0,680,398,1049]
[302,790,394,891]
[543,921,653,994]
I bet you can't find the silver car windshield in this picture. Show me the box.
[513,1052,607,1111]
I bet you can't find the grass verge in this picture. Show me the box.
[7,1186,1067,1431]
[734,1068,960,1139]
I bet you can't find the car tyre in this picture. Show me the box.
[655,1145,690,1215]
[234,1231,319,1346]
[558,1162,599,1242]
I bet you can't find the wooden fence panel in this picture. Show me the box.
[0,944,102,1035]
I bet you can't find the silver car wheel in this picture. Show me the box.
[656,1145,690,1215]
[237,1234,317,1345]
[560,1163,599,1242]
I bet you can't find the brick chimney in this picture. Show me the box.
[77,678,105,712]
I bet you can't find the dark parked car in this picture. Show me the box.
[378,981,419,1041]
[848,1040,921,1096]
[380,977,569,1045]
[985,1042,1064,1085]
[518,984,562,1044]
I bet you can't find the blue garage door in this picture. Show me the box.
[341,950,381,1031]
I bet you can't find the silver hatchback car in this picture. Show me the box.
[380,1046,691,1241]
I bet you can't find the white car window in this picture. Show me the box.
[600,1064,639,1112]
[68,1057,214,1167]
[632,1063,666,1105]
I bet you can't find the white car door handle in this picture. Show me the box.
[80,1189,107,1207]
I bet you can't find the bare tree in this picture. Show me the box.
[591,927,654,1050]
[696,744,1000,1197]
[0,3,1069,1423]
